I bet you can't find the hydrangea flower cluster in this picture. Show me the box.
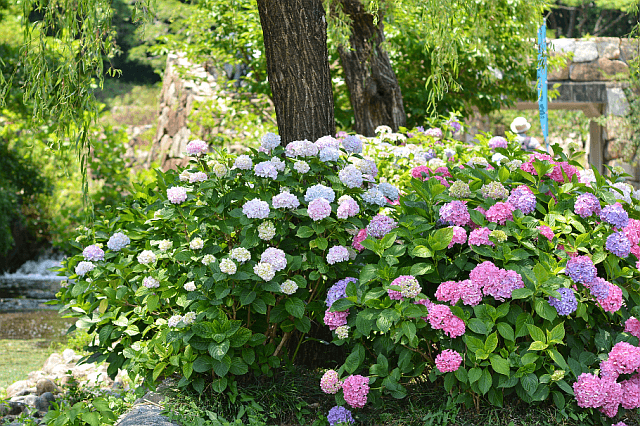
[138,250,157,265]
[378,182,399,201]
[439,201,470,226]
[435,349,463,373]
[167,187,187,204]
[537,225,554,241]
[337,196,360,219]
[600,203,629,229]
[565,255,597,284]
[107,232,130,251]
[326,278,357,307]
[261,247,287,271]
[448,180,471,198]
[257,221,276,240]
[366,214,397,238]
[260,132,281,152]
[308,198,332,221]
[280,279,298,295]
[253,262,275,281]
[74,261,95,276]
[606,231,631,258]
[387,275,421,300]
[448,226,467,248]
[338,165,363,188]
[186,139,208,156]
[327,406,354,426]
[468,261,524,301]
[272,191,300,209]
[485,202,515,225]
[234,155,252,170]
[254,161,278,179]
[320,370,342,394]
[143,276,160,289]
[362,187,386,206]
[293,161,310,173]
[285,139,318,157]
[324,309,349,330]
[426,304,466,338]
[548,287,578,315]
[219,259,237,274]
[480,181,508,200]
[468,227,494,247]
[625,317,640,338]
[342,135,363,154]
[305,184,335,203]
[435,279,482,306]
[327,246,349,265]
[341,375,370,408]
[83,245,104,261]
[508,185,536,215]
[574,193,601,218]
[488,136,508,149]
[243,199,270,219]
[352,228,368,252]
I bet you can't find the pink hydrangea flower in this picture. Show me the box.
[426,304,465,338]
[598,282,623,313]
[448,226,467,248]
[324,309,349,330]
[327,246,349,264]
[537,225,554,241]
[573,373,604,408]
[606,342,640,375]
[83,245,104,261]
[625,317,640,339]
[337,198,360,219]
[485,202,515,225]
[620,376,640,409]
[352,228,368,252]
[308,198,332,221]
[320,370,341,394]
[411,166,432,180]
[435,349,463,373]
[342,375,370,408]
[439,201,470,226]
[167,186,187,204]
[186,139,208,156]
[435,281,460,305]
[599,378,622,418]
[468,227,494,247]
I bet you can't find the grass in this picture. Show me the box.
[0,339,57,390]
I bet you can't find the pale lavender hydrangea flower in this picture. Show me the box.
[342,135,363,154]
[83,245,104,261]
[107,232,130,251]
[143,277,160,289]
[270,157,285,172]
[186,139,208,156]
[189,172,208,183]
[339,165,363,188]
[367,215,398,238]
[243,199,270,219]
[285,140,318,157]
[254,161,278,179]
[327,246,349,264]
[549,287,578,316]
[234,155,253,170]
[293,161,310,173]
[315,135,340,151]
[167,187,188,204]
[261,247,287,271]
[320,147,340,162]
[607,232,631,257]
[362,187,386,206]
[261,132,281,152]
[75,261,95,276]
[308,198,332,221]
[378,183,399,201]
[272,192,300,209]
[488,136,508,149]
[337,197,359,219]
[305,185,336,203]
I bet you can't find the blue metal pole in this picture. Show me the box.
[537,23,549,152]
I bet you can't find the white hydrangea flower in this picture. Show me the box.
[234,155,253,170]
[270,157,285,172]
[138,250,157,265]
[75,261,95,276]
[335,325,350,339]
[179,170,191,182]
[492,153,508,164]
[212,162,228,178]
[190,238,204,250]
[168,315,183,328]
[293,161,310,174]
[230,247,251,264]
[280,279,298,295]
[375,125,392,135]
[184,281,196,292]
[253,262,275,281]
[220,259,237,274]
[506,159,522,172]
[157,240,173,251]
[183,312,197,325]
[258,221,277,240]
[428,158,446,169]
[202,254,216,265]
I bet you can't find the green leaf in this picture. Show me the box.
[313,237,328,251]
[490,355,511,376]
[360,264,378,284]
[496,322,515,341]
[229,328,252,347]
[465,335,485,354]
[484,332,498,353]
[208,340,230,361]
[548,349,569,371]
[511,288,533,299]
[430,227,453,251]
[534,298,557,322]
[547,322,565,344]
[468,318,489,335]
[468,367,482,384]
[153,362,168,381]
[182,362,193,379]
[527,324,546,343]
[147,294,159,312]
[296,226,314,238]
[285,298,305,318]
[478,368,492,395]
[211,377,228,393]
[345,344,365,373]
[81,411,100,426]
[552,391,565,409]
[521,373,538,396]
[240,290,257,306]
[229,357,249,375]
[409,245,432,258]
[410,262,433,276]
[330,298,355,312]
[212,356,231,377]
[193,355,213,373]
[528,341,548,351]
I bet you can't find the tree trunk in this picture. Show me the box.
[335,0,406,137]
[256,0,335,144]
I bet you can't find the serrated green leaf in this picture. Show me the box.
[490,355,511,376]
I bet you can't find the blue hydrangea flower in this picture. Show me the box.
[565,256,597,284]
[304,184,336,203]
[378,182,399,201]
[600,203,629,228]
[507,186,536,215]
[326,277,357,308]
[549,288,578,316]
[327,406,354,426]
[338,166,363,188]
[589,278,610,300]
[342,135,363,154]
[319,147,340,162]
[362,187,386,206]
[606,231,631,257]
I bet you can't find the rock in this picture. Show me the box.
[35,392,55,412]
[51,363,74,378]
[620,39,639,63]
[62,349,81,364]
[606,87,630,116]
[23,395,38,407]
[573,40,598,62]
[596,37,620,60]
[115,405,180,426]
[57,374,74,387]
[6,380,29,398]
[28,370,46,382]
[3,401,26,416]
[36,378,57,396]
[42,353,64,375]
[548,64,569,80]
[551,38,575,55]
[570,58,629,81]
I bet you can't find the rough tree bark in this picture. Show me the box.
[336,0,406,136]
[256,0,336,143]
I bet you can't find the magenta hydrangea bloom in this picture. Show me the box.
[427,304,466,338]
[483,269,524,301]
[573,373,604,408]
[625,317,640,339]
[624,219,640,245]
[469,261,501,288]
[508,185,536,215]
[320,370,341,394]
[620,378,640,410]
[598,282,623,313]
[599,378,623,417]
[411,166,432,180]
[352,228,367,252]
[439,201,470,226]
[82,245,104,261]
[367,215,398,238]
[167,186,187,204]
[485,202,515,225]
[606,342,640,376]
[574,193,601,218]
[186,139,208,156]
[468,227,494,247]
[537,225,554,241]
[448,226,467,248]
[324,309,349,330]
[308,198,332,221]
[435,349,463,373]
[488,136,508,149]
[342,375,370,408]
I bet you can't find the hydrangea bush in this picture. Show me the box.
[321,143,640,424]
[58,133,395,394]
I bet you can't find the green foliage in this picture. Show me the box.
[57,138,380,394]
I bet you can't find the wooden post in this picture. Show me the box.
[589,118,603,174]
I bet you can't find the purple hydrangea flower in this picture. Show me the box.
[488,136,508,149]
[566,255,597,284]
[82,245,105,262]
[508,185,536,215]
[600,203,629,228]
[366,215,398,238]
[587,277,610,300]
[327,406,354,426]
[606,231,631,257]
[326,277,357,308]
[574,193,601,218]
[446,119,462,135]
[549,287,578,316]
[439,201,470,226]
[342,135,363,154]
[254,161,278,179]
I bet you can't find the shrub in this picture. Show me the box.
[321,142,640,424]
[57,134,393,395]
